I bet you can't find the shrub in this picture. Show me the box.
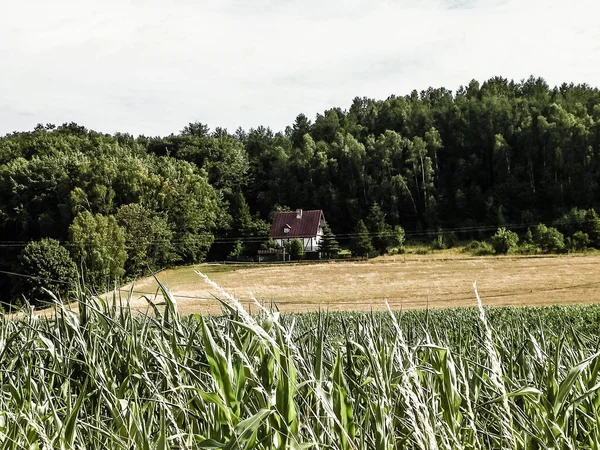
[18,238,77,304]
[571,231,590,251]
[583,209,600,248]
[463,240,494,255]
[554,208,587,237]
[228,240,244,260]
[444,232,458,249]
[525,228,534,244]
[517,243,538,255]
[534,224,565,253]
[387,225,406,253]
[431,231,458,250]
[287,238,304,260]
[431,234,446,250]
[490,227,519,254]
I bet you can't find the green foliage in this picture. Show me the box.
[490,227,519,254]
[152,158,220,263]
[116,204,175,275]
[69,212,127,288]
[0,128,224,303]
[534,224,566,253]
[261,239,280,251]
[431,233,446,250]
[463,240,495,256]
[517,242,539,255]
[571,231,590,251]
[17,238,77,304]
[444,231,458,248]
[366,203,390,254]
[431,231,457,250]
[228,240,244,260]
[4,285,600,448]
[554,208,588,237]
[5,76,600,302]
[525,228,534,244]
[388,225,406,253]
[286,238,304,260]
[318,225,341,258]
[350,220,374,257]
[583,209,600,248]
[223,192,269,257]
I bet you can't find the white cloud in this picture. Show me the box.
[1,0,599,136]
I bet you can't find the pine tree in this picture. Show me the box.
[351,220,374,257]
[318,225,341,258]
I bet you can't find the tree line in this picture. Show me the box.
[2,75,600,305]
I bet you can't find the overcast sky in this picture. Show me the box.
[1,0,599,137]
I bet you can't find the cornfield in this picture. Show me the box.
[2,274,600,449]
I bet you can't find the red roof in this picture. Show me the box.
[269,210,324,239]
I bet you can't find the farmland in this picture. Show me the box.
[3,284,600,448]
[4,252,600,448]
[122,252,600,315]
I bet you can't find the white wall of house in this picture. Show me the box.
[276,227,324,252]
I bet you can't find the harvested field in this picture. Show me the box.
[121,253,600,315]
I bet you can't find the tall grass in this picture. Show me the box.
[1,277,600,449]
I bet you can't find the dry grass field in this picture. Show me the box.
[120,252,600,315]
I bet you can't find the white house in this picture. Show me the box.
[269,209,326,253]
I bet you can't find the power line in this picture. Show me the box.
[0,219,580,248]
[0,269,72,285]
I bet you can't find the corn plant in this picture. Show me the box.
[1,276,600,449]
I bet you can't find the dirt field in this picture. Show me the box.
[119,253,600,315]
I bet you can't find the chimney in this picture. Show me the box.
[296,209,303,219]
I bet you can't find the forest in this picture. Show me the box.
[2,75,600,305]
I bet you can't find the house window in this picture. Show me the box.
[284,227,290,233]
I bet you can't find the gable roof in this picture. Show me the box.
[269,210,324,239]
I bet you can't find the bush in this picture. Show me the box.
[525,228,534,244]
[517,243,538,255]
[490,227,519,254]
[18,239,78,304]
[287,238,304,260]
[431,234,445,250]
[554,208,587,237]
[571,231,590,251]
[534,224,565,253]
[554,208,600,249]
[583,209,600,248]
[228,240,244,260]
[431,231,458,250]
[387,225,406,253]
[463,240,494,256]
[444,232,458,249]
